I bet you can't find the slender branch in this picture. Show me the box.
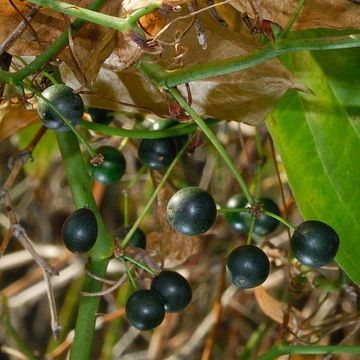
[0,5,40,55]
[280,0,307,39]
[80,118,219,138]
[263,210,296,231]
[218,207,249,213]
[122,255,158,276]
[26,0,161,31]
[257,344,360,360]
[137,33,360,89]
[166,87,254,204]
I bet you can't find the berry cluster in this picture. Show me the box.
[125,270,192,330]
[40,85,340,332]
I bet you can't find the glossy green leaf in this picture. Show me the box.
[267,50,360,284]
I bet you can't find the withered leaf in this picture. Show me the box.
[81,12,306,124]
[254,286,303,330]
[0,103,39,142]
[0,0,121,84]
[229,0,360,30]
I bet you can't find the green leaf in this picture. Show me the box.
[267,50,360,284]
[17,124,58,178]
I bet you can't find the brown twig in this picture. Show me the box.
[0,4,40,55]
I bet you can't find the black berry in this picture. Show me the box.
[167,186,217,236]
[138,138,177,170]
[227,245,270,289]
[225,194,281,236]
[290,220,340,268]
[37,84,84,132]
[87,107,114,125]
[151,271,192,312]
[115,225,146,249]
[62,208,98,253]
[125,289,165,330]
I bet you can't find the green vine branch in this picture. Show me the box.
[137,33,360,88]
[166,87,254,205]
[257,343,360,360]
[26,0,161,32]
[80,118,219,139]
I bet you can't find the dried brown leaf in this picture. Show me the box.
[230,0,360,30]
[0,103,39,142]
[254,286,303,330]
[78,12,305,124]
[0,0,121,84]
[147,230,201,268]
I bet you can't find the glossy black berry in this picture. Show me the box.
[225,194,281,236]
[290,220,340,268]
[115,225,146,249]
[87,107,113,125]
[151,271,192,312]
[125,289,165,330]
[152,119,188,150]
[167,186,217,236]
[227,245,270,289]
[90,146,126,184]
[62,208,98,253]
[37,84,84,131]
[138,138,177,170]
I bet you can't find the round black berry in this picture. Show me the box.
[138,138,177,170]
[115,225,146,249]
[62,208,98,253]
[152,119,188,150]
[37,84,84,132]
[151,271,192,312]
[90,146,126,184]
[167,186,217,236]
[87,107,114,125]
[225,194,280,236]
[227,245,270,289]
[125,289,165,330]
[290,220,340,268]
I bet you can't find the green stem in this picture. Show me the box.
[70,260,109,360]
[26,0,161,31]
[122,255,157,276]
[56,131,114,359]
[247,216,256,245]
[80,118,219,138]
[0,0,107,84]
[120,136,191,248]
[122,258,137,288]
[137,33,360,89]
[263,210,296,231]
[126,166,146,190]
[123,191,129,227]
[166,88,254,205]
[56,131,113,259]
[280,0,307,39]
[258,344,360,360]
[218,207,249,213]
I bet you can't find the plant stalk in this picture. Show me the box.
[258,344,360,360]
[56,130,114,359]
